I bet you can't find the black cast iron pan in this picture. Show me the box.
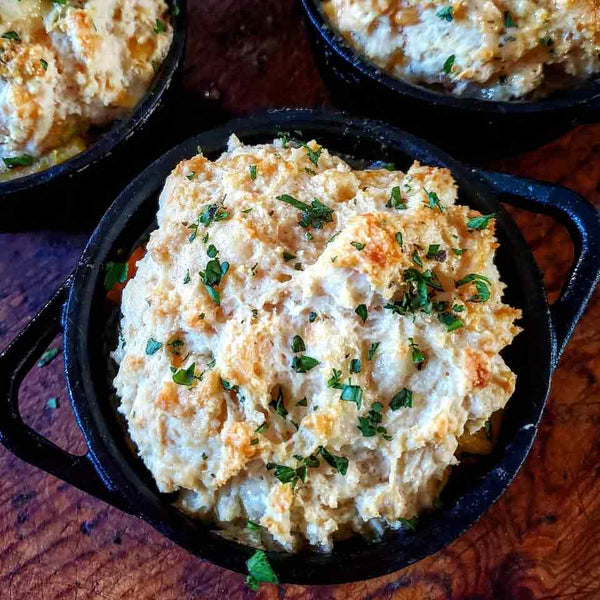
[0,0,186,232]
[299,0,600,161]
[0,110,598,584]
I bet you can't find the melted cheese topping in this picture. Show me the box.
[113,137,521,551]
[323,0,600,100]
[0,0,173,175]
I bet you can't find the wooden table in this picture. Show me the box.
[1,1,599,598]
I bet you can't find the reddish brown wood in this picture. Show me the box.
[0,1,599,598]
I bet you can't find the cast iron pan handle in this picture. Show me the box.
[476,170,600,367]
[0,277,132,514]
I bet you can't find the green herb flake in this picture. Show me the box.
[255,422,269,434]
[452,247,466,255]
[249,165,258,180]
[172,363,198,386]
[355,304,368,323]
[411,249,423,267]
[2,31,21,42]
[308,311,317,323]
[425,190,444,211]
[37,348,59,367]
[303,143,323,167]
[438,312,464,332]
[442,54,455,75]
[504,11,517,28]
[318,446,348,475]
[46,397,59,410]
[276,194,334,230]
[467,213,496,231]
[270,387,288,419]
[390,388,413,410]
[426,244,441,259]
[245,549,278,590]
[186,172,196,181]
[349,358,361,374]
[3,154,35,169]
[40,59,48,71]
[398,516,419,531]
[246,520,262,531]
[291,335,306,353]
[351,241,365,251]
[297,397,308,407]
[408,337,426,367]
[340,384,363,409]
[291,355,320,373]
[183,269,191,284]
[386,186,407,210]
[104,261,128,290]
[367,342,380,361]
[145,338,162,355]
[455,273,491,302]
[395,232,403,247]
[283,250,296,262]
[154,19,166,34]
[327,368,343,389]
[436,6,454,21]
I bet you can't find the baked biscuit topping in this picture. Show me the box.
[0,0,173,178]
[113,136,521,551]
[323,0,600,100]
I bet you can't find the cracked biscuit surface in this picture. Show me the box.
[113,136,521,551]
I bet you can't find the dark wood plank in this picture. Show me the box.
[0,1,599,598]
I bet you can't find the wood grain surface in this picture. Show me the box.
[1,1,599,598]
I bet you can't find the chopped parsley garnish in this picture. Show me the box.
[386,186,407,210]
[302,143,322,167]
[2,31,20,42]
[425,190,444,211]
[467,213,496,230]
[452,247,466,255]
[426,244,440,259]
[436,6,454,21]
[245,549,278,590]
[442,54,455,75]
[187,172,196,181]
[327,369,343,389]
[249,165,258,180]
[270,387,288,419]
[154,19,167,34]
[504,11,517,28]
[340,383,363,409]
[305,167,317,175]
[408,337,426,367]
[390,388,412,410]
[246,520,261,531]
[455,273,491,302]
[266,462,303,485]
[104,261,128,290]
[367,342,380,361]
[250,437,259,445]
[384,268,443,316]
[438,312,464,332]
[207,244,218,258]
[183,269,191,284]
[411,249,423,267]
[241,208,253,214]
[297,397,308,407]
[349,359,361,374]
[3,154,34,169]
[291,355,320,373]
[308,311,317,323]
[395,232,403,247]
[145,338,162,355]
[283,250,296,262]
[291,335,306,353]
[318,446,348,475]
[277,131,290,148]
[200,254,229,305]
[351,241,365,251]
[326,231,341,245]
[255,422,269,434]
[355,304,368,323]
[358,402,391,440]
[40,59,48,71]
[37,348,59,367]
[276,194,334,230]
[172,363,201,386]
